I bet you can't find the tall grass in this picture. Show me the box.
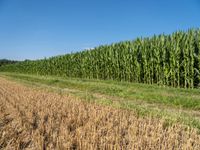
[1,28,200,88]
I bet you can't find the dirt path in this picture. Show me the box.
[0,77,200,149]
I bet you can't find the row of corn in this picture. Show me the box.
[1,29,200,88]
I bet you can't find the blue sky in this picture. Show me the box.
[0,0,200,60]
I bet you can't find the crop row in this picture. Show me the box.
[1,29,200,88]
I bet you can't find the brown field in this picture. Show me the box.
[0,77,200,149]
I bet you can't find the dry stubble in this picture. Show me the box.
[0,77,199,149]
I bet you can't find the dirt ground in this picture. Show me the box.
[0,77,200,149]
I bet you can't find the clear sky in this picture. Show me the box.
[0,0,200,60]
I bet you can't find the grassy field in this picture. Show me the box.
[1,72,200,131]
[0,75,200,149]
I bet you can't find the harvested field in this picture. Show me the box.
[0,77,200,149]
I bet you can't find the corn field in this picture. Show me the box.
[1,29,200,88]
